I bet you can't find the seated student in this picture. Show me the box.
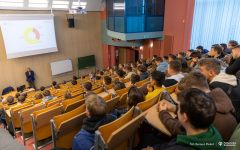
[52,81,57,87]
[62,81,66,85]
[118,64,124,70]
[177,51,186,58]
[158,71,237,142]
[163,60,184,87]
[7,96,17,106]
[113,65,119,70]
[14,93,20,101]
[220,43,231,55]
[35,92,43,100]
[144,88,224,150]
[168,54,177,62]
[112,81,126,97]
[196,45,209,54]
[72,95,117,150]
[109,68,114,76]
[40,86,45,92]
[103,76,112,86]
[137,60,142,66]
[116,69,125,80]
[198,58,240,122]
[71,80,77,86]
[146,71,165,101]
[189,51,202,69]
[176,57,193,73]
[95,76,102,81]
[73,76,77,81]
[21,92,28,99]
[124,66,136,79]
[185,49,194,61]
[83,82,96,98]
[54,85,61,91]
[226,45,240,75]
[89,72,95,80]
[17,95,25,105]
[163,56,169,62]
[42,90,56,102]
[130,74,140,85]
[137,65,150,81]
[152,55,158,61]
[228,40,238,50]
[62,93,71,101]
[146,59,152,69]
[100,70,104,76]
[207,44,225,59]
[156,57,168,72]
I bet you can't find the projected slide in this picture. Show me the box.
[0,14,58,59]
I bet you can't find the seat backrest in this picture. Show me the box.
[62,94,84,110]
[52,105,87,149]
[93,87,103,94]
[113,77,119,82]
[135,78,149,87]
[165,84,178,94]
[65,99,85,112]
[4,104,18,123]
[19,103,45,134]
[117,92,128,108]
[45,97,62,107]
[138,81,150,95]
[32,99,43,104]
[32,103,63,141]
[187,60,192,65]
[121,78,130,83]
[105,96,120,113]
[71,89,83,94]
[115,88,127,98]
[98,107,134,143]
[104,84,113,90]
[106,112,147,150]
[92,84,100,90]
[103,93,112,101]
[68,87,81,93]
[137,92,161,112]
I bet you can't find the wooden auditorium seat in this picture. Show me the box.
[105,96,120,113]
[138,81,150,95]
[121,78,130,83]
[63,99,85,112]
[103,93,112,101]
[137,92,161,112]
[135,78,149,87]
[93,87,104,94]
[165,83,178,94]
[104,84,113,90]
[45,97,62,107]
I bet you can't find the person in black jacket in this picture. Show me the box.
[137,65,150,81]
[226,45,240,75]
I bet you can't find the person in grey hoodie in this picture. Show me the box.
[198,58,240,122]
[42,90,57,103]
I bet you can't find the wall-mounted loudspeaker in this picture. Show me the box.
[66,14,75,28]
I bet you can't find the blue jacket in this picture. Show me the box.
[72,129,95,150]
[200,49,209,55]
[25,71,35,82]
[2,86,14,95]
[156,61,168,72]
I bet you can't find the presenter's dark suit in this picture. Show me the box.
[25,70,36,89]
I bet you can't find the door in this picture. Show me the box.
[135,50,139,62]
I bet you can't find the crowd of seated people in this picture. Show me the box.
[0,39,240,150]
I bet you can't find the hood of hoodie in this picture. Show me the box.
[210,72,237,86]
[208,88,234,114]
[177,125,224,150]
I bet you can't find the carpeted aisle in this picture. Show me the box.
[0,127,27,150]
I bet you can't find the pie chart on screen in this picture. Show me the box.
[24,27,40,44]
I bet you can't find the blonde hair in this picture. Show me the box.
[35,92,43,100]
[85,95,106,117]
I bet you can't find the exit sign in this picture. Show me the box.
[144,35,149,38]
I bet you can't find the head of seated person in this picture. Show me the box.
[62,92,71,101]
[35,92,43,100]
[131,62,137,69]
[116,69,124,80]
[130,74,140,84]
[168,60,182,76]
[96,76,102,81]
[186,49,195,58]
[163,56,169,62]
[118,64,124,70]
[176,57,192,73]
[52,81,57,87]
[103,76,112,86]
[40,86,45,92]
[137,65,147,75]
[127,87,145,110]
[209,44,222,58]
[100,71,104,76]
[89,72,95,79]
[21,92,28,98]
[112,81,126,92]
[155,57,164,66]
[190,51,202,64]
[7,96,15,105]
[73,76,77,81]
[15,92,20,101]
[149,71,165,90]
[177,51,186,58]
[71,80,77,85]
[231,45,240,60]
[62,81,66,85]
[43,90,51,97]
[153,55,158,60]
[54,84,60,90]
[169,54,177,62]
[86,94,107,118]
[137,60,142,66]
[84,82,92,93]
[18,95,26,104]
[228,40,238,49]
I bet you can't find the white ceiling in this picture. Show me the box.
[0,0,106,11]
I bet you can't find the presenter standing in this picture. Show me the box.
[25,67,36,89]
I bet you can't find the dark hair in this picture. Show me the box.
[100,71,104,76]
[220,43,227,50]
[137,60,142,65]
[54,85,60,89]
[229,40,238,47]
[21,92,27,98]
[52,81,57,86]
[43,90,51,96]
[73,76,77,81]
[116,70,124,78]
[63,93,71,101]
[155,57,163,63]
[125,66,132,72]
[130,74,140,84]
[177,88,216,129]
[103,76,112,85]
[211,44,222,54]
[163,56,168,60]
[35,92,43,100]
[187,49,195,53]
[137,65,147,73]
[198,58,221,75]
[113,81,126,91]
[169,54,177,60]
[151,71,165,87]
[71,80,77,85]
[7,96,14,103]
[18,95,26,103]
[84,82,92,91]
[62,81,66,84]
[96,76,102,80]
[178,51,186,57]
[176,58,192,73]
[40,86,45,91]
[127,87,145,109]
[15,93,20,99]
[190,51,201,59]
[131,62,137,68]
[178,71,209,91]
[169,60,182,73]
[153,55,158,59]
[196,45,203,50]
